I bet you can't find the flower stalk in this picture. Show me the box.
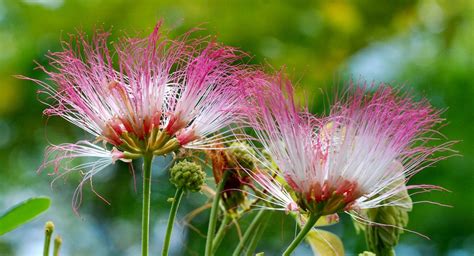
[232,208,267,256]
[245,211,272,255]
[205,170,231,256]
[141,155,154,256]
[282,213,321,256]
[164,160,206,255]
[212,213,232,254]
[43,221,54,256]
[162,187,184,256]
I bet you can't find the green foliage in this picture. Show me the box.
[0,197,51,236]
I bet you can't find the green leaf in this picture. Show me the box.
[306,229,345,256]
[0,197,51,236]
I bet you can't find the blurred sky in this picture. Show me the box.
[0,0,473,255]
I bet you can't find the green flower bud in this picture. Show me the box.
[354,165,412,256]
[54,235,62,256]
[364,203,410,256]
[169,160,206,192]
[228,142,256,170]
[45,221,54,235]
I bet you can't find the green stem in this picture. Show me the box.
[282,213,321,256]
[245,211,272,256]
[205,171,231,256]
[232,208,267,256]
[43,221,54,256]
[53,235,62,256]
[43,236,51,256]
[212,213,232,254]
[162,187,184,256]
[141,155,154,256]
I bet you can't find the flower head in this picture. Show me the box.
[28,23,249,154]
[245,76,453,217]
[23,23,252,208]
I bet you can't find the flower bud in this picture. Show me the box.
[169,160,206,192]
[228,142,256,170]
[45,221,54,235]
[365,204,410,256]
[54,235,63,256]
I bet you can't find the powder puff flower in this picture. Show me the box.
[245,75,454,218]
[22,23,251,208]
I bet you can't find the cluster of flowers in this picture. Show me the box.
[27,23,453,255]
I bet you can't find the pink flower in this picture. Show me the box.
[245,76,454,216]
[27,23,249,150]
[21,23,252,207]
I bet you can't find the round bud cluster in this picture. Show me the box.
[169,160,206,192]
[228,142,256,170]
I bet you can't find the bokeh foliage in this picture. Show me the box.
[0,0,472,255]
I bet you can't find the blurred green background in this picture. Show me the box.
[0,0,472,255]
